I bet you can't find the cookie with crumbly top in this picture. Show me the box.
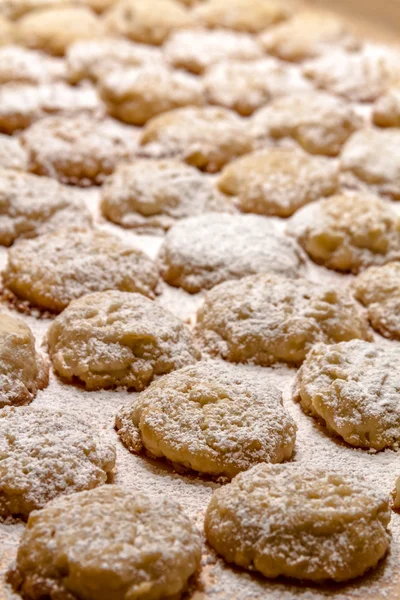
[47,291,200,390]
[0,405,115,519]
[205,464,391,581]
[193,0,291,33]
[195,274,372,366]
[22,114,139,185]
[0,45,66,84]
[3,229,159,312]
[0,313,48,408]
[116,361,296,478]
[8,486,201,600]
[101,159,233,232]
[0,135,28,171]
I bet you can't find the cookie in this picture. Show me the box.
[47,291,200,390]
[0,405,115,519]
[193,0,291,33]
[3,229,159,312]
[100,159,232,232]
[0,135,28,171]
[205,464,391,581]
[8,486,201,600]
[158,213,304,293]
[0,170,92,247]
[0,0,69,20]
[0,45,66,84]
[218,147,339,217]
[195,274,372,366]
[373,87,400,127]
[0,313,49,408]
[289,192,400,273]
[116,361,296,478]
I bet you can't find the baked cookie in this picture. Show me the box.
[193,0,291,33]
[100,159,232,232]
[0,0,69,20]
[218,147,339,217]
[260,12,360,62]
[0,81,103,134]
[205,464,391,581]
[140,106,254,172]
[164,29,263,75]
[0,135,28,171]
[353,262,400,339]
[158,214,304,293]
[8,486,201,600]
[3,229,159,312]
[0,16,13,44]
[116,361,296,478]
[0,405,115,519]
[99,65,205,126]
[289,192,400,273]
[47,290,200,390]
[0,45,66,84]
[373,87,400,127]
[67,38,163,84]
[204,58,311,116]
[104,0,194,46]
[340,128,400,200]
[0,313,49,408]
[251,91,362,156]
[22,114,139,185]
[14,6,104,56]
[195,274,371,366]
[295,340,400,450]
[0,170,92,247]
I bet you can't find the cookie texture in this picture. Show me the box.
[0,405,115,519]
[0,135,28,171]
[0,170,92,247]
[0,313,48,408]
[340,128,400,200]
[353,262,400,339]
[0,16,13,44]
[158,214,304,293]
[195,274,371,366]
[101,159,232,232]
[99,65,205,126]
[251,91,362,156]
[218,148,339,217]
[3,229,159,312]
[47,291,200,390]
[290,192,400,273]
[193,0,291,33]
[205,463,391,582]
[0,45,66,84]
[22,115,139,185]
[116,361,296,478]
[8,486,201,600]
[373,88,400,127]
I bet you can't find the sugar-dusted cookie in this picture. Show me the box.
[0,45,66,84]
[373,87,400,127]
[0,135,28,171]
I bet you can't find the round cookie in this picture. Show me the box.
[204,463,391,582]
[67,38,163,84]
[22,114,139,185]
[0,16,13,44]
[140,106,254,173]
[164,29,263,75]
[0,313,49,408]
[104,0,194,46]
[0,81,103,134]
[193,0,291,33]
[158,214,305,293]
[8,486,201,600]
[251,91,362,157]
[14,6,104,56]
[218,148,339,217]
[46,290,200,390]
[340,128,400,200]
[0,135,28,171]
[3,229,159,312]
[353,262,400,339]
[295,340,400,450]
[373,87,400,127]
[204,58,311,116]
[99,65,205,126]
[0,170,92,247]
[195,274,372,366]
[100,159,233,232]
[0,405,115,519]
[116,361,296,478]
[0,45,66,84]
[290,192,400,273]
[260,12,361,62]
